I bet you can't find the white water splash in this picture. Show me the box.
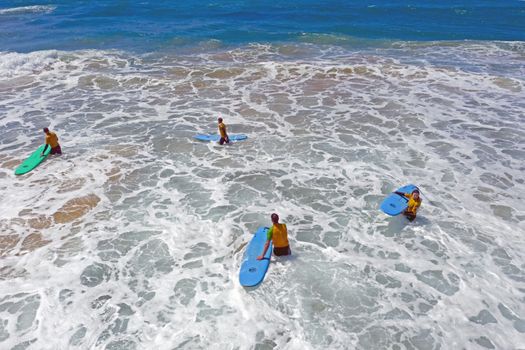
[0,5,56,15]
[0,43,524,349]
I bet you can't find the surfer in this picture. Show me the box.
[41,128,62,156]
[257,213,291,260]
[394,189,422,221]
[218,117,229,145]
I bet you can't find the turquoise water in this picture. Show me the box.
[1,1,525,52]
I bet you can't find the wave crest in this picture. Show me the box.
[0,5,56,15]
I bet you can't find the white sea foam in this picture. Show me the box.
[0,5,56,15]
[0,43,524,349]
[0,50,60,79]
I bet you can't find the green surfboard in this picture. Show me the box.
[15,144,52,175]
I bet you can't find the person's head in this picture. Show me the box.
[218,117,223,123]
[271,213,279,224]
[412,189,420,199]
[43,127,49,134]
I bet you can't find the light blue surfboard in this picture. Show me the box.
[239,227,272,287]
[193,134,248,142]
[380,184,419,216]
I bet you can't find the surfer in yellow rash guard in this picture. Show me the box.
[257,213,291,260]
[41,127,62,156]
[394,189,422,222]
[218,117,229,145]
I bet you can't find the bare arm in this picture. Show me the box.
[257,240,271,260]
[41,144,49,156]
[394,191,411,199]
[256,226,273,260]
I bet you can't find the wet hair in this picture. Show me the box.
[218,117,223,123]
[412,189,420,194]
[43,127,49,133]
[271,213,279,222]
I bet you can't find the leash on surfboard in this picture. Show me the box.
[418,189,435,206]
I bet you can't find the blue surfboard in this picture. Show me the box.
[239,227,272,287]
[193,134,248,142]
[380,184,419,216]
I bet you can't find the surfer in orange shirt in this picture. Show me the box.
[394,189,422,221]
[218,117,229,145]
[257,213,291,260]
[41,128,62,156]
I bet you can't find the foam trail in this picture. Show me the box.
[0,5,56,15]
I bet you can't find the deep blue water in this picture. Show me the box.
[0,1,525,52]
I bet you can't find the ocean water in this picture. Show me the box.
[1,1,525,350]
[1,0,525,52]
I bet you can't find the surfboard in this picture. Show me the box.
[380,184,418,216]
[14,144,52,175]
[193,134,248,142]
[239,226,272,287]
